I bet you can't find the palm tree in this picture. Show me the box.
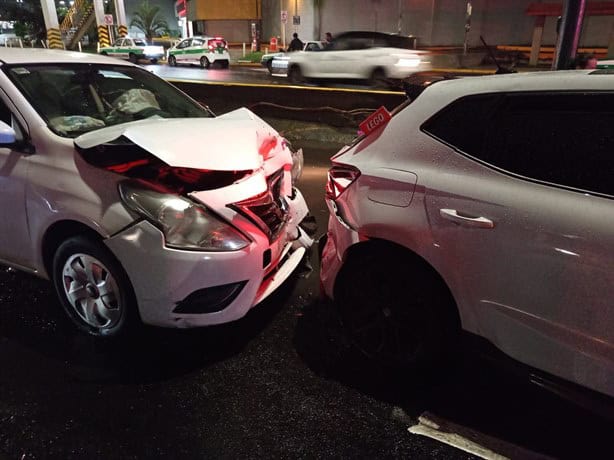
[130,1,169,42]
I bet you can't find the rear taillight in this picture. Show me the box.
[326,164,361,200]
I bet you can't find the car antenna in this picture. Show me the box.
[480,35,516,74]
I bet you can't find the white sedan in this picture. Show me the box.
[0,48,312,338]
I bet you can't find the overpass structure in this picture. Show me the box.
[41,0,128,49]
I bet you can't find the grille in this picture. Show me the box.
[231,170,289,242]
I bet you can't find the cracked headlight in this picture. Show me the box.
[119,182,250,251]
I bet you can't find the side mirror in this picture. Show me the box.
[0,120,16,145]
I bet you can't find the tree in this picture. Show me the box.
[129,1,169,42]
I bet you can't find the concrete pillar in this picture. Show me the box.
[529,15,546,66]
[93,0,111,47]
[114,0,128,37]
[40,0,63,49]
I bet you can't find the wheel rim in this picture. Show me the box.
[201,57,209,68]
[169,55,175,66]
[61,253,122,330]
[340,268,428,364]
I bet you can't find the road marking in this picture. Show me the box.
[409,415,509,460]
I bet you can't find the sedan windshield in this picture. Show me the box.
[4,63,213,137]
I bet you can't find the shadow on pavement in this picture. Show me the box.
[293,295,614,460]
[0,266,298,385]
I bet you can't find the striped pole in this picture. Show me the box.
[47,28,63,49]
[114,0,128,37]
[93,0,110,47]
[40,0,63,49]
[97,24,110,48]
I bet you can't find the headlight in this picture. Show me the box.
[396,58,421,68]
[119,182,250,251]
[290,147,304,185]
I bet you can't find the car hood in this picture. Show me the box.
[74,108,272,171]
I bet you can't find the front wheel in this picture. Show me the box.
[200,56,210,69]
[168,55,176,67]
[128,53,138,64]
[288,65,303,84]
[52,236,138,338]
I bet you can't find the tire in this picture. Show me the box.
[52,236,138,338]
[220,60,229,69]
[128,53,138,64]
[288,65,303,84]
[168,55,176,67]
[266,60,274,74]
[334,248,458,368]
[101,51,108,56]
[150,58,158,64]
[370,68,387,88]
[200,56,210,69]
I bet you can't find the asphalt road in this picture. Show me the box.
[1,68,613,459]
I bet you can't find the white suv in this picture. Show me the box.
[320,70,614,400]
[286,31,427,86]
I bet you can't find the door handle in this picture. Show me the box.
[439,208,494,229]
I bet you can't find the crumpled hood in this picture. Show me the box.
[74,108,275,171]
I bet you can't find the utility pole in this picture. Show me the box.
[397,0,402,34]
[552,0,587,70]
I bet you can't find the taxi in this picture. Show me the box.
[99,37,165,64]
[167,36,230,69]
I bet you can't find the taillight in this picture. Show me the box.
[326,164,361,200]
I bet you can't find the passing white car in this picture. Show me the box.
[0,48,312,337]
[99,37,165,64]
[286,31,428,86]
[167,36,230,69]
[321,71,614,401]
[261,41,325,75]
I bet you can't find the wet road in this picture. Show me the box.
[1,139,613,459]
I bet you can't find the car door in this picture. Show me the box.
[110,39,125,58]
[423,92,614,397]
[0,93,33,268]
[189,38,204,63]
[175,38,191,64]
[317,36,364,78]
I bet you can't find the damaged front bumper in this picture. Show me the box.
[104,188,314,328]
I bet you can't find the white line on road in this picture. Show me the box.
[409,415,510,460]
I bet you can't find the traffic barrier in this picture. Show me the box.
[47,28,63,50]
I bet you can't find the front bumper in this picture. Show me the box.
[105,189,313,328]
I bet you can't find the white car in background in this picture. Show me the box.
[261,41,325,75]
[167,36,230,69]
[0,48,312,338]
[321,71,614,402]
[286,31,428,86]
[99,37,165,64]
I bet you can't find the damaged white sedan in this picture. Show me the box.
[0,49,313,337]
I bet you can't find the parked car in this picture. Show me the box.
[286,31,427,86]
[99,37,165,64]
[261,41,325,75]
[0,48,313,338]
[320,71,614,401]
[167,36,230,69]
[597,59,614,69]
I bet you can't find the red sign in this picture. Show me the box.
[359,106,391,136]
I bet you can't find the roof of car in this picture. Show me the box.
[0,48,134,65]
[410,70,614,116]
[426,70,613,97]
